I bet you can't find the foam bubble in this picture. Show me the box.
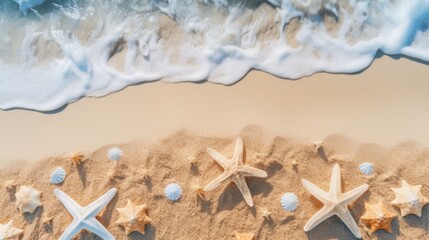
[0,0,429,111]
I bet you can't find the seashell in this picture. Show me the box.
[281,192,299,212]
[361,200,397,233]
[390,180,429,217]
[115,199,151,235]
[359,162,374,175]
[0,220,23,240]
[164,183,182,201]
[107,147,123,161]
[70,151,84,166]
[50,167,66,184]
[15,186,42,214]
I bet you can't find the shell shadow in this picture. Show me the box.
[23,205,43,224]
[372,217,399,240]
[265,161,283,179]
[317,147,328,161]
[77,164,87,188]
[402,205,429,231]
[128,225,157,240]
[7,188,16,201]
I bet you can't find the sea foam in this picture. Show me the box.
[1,0,429,111]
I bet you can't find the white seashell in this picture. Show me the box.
[281,192,299,212]
[107,147,122,161]
[15,186,42,214]
[50,167,66,184]
[359,162,374,175]
[164,183,182,201]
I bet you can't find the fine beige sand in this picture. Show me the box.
[1,126,428,240]
[1,56,429,166]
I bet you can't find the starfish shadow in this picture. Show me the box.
[143,177,153,193]
[97,193,119,227]
[403,205,429,231]
[304,216,361,240]
[128,225,157,240]
[265,161,283,178]
[215,179,272,213]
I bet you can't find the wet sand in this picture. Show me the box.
[1,56,429,165]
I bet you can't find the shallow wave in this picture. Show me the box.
[1,0,429,111]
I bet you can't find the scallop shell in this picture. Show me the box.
[15,186,42,214]
[281,192,299,212]
[107,147,123,161]
[50,167,66,184]
[359,162,374,175]
[164,183,182,201]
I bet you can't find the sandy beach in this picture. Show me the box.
[1,126,429,239]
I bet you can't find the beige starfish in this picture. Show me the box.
[260,207,272,220]
[115,199,152,235]
[390,180,429,217]
[361,200,397,233]
[187,156,197,165]
[234,230,255,240]
[4,180,17,190]
[0,220,23,240]
[302,164,369,238]
[42,216,54,226]
[204,138,268,207]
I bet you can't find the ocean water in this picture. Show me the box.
[1,0,429,111]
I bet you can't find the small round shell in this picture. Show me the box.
[107,147,122,161]
[50,167,66,184]
[164,183,182,201]
[359,162,374,175]
[281,192,299,212]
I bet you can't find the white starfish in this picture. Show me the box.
[302,164,368,238]
[204,138,268,207]
[53,188,117,240]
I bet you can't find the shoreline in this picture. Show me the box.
[1,56,429,164]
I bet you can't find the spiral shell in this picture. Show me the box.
[164,183,182,201]
[107,147,123,161]
[281,192,299,212]
[50,167,66,184]
[359,162,374,175]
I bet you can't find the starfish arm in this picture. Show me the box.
[207,148,230,169]
[329,164,341,195]
[238,166,267,178]
[53,189,83,218]
[340,184,369,205]
[85,218,116,240]
[58,220,83,240]
[85,188,118,217]
[304,206,335,232]
[301,179,330,203]
[233,176,254,207]
[204,172,231,192]
[232,138,243,163]
[336,208,362,238]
